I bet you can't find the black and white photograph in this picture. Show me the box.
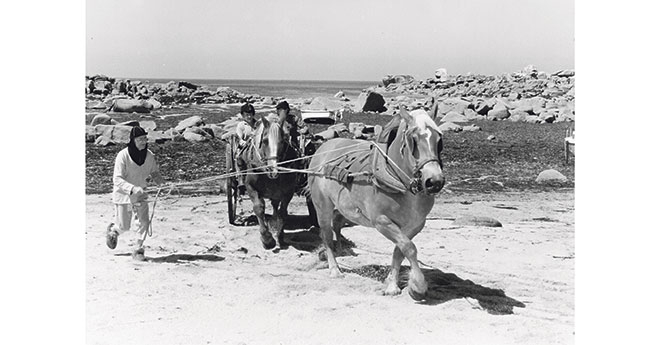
[81,1,579,344]
[8,0,660,344]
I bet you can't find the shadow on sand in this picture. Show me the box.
[345,264,526,314]
[114,252,225,264]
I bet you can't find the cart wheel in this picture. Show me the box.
[226,142,238,225]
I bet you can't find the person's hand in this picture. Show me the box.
[131,186,145,197]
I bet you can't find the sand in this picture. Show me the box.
[86,190,574,345]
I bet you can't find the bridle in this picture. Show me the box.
[396,126,442,194]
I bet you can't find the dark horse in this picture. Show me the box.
[238,114,299,250]
[308,108,445,300]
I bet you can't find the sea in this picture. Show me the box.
[139,78,378,100]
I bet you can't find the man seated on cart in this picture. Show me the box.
[235,102,258,193]
[275,100,309,155]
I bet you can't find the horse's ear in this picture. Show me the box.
[399,107,414,126]
[428,96,439,120]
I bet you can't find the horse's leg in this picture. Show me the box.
[312,187,343,278]
[275,192,294,248]
[373,215,427,300]
[249,189,275,250]
[270,199,286,250]
[332,210,346,256]
[383,222,425,296]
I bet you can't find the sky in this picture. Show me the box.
[86,0,574,81]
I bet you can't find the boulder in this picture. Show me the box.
[175,116,205,133]
[93,125,133,145]
[462,124,481,132]
[453,216,502,227]
[86,125,97,142]
[86,101,108,110]
[434,68,448,81]
[334,91,345,98]
[487,104,510,120]
[524,115,542,123]
[182,127,211,142]
[438,122,463,133]
[552,69,575,78]
[204,124,224,139]
[440,111,468,123]
[147,130,174,144]
[535,169,568,183]
[90,114,117,126]
[508,110,529,122]
[109,99,154,113]
[178,81,199,90]
[145,98,162,110]
[382,74,414,87]
[355,91,387,113]
[539,111,557,123]
[139,120,157,132]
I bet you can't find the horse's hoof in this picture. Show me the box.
[383,284,402,296]
[407,287,427,301]
[329,269,344,279]
[261,235,276,250]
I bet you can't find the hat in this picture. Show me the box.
[130,126,147,140]
[275,101,290,111]
[240,102,255,114]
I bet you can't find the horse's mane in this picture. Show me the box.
[376,109,440,149]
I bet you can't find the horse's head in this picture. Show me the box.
[253,113,287,179]
[396,108,445,194]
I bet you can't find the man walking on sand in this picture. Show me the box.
[106,126,165,261]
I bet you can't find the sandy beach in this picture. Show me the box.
[86,189,573,345]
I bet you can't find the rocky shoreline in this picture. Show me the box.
[86,65,574,146]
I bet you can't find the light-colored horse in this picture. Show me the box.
[239,114,299,249]
[307,108,445,300]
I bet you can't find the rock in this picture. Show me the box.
[175,115,205,133]
[204,124,224,139]
[552,69,575,78]
[118,120,140,127]
[462,124,481,132]
[145,98,162,110]
[90,114,117,126]
[475,100,494,115]
[438,122,463,133]
[539,111,557,123]
[440,111,468,123]
[487,104,510,120]
[524,115,542,123]
[382,74,414,87]
[178,81,199,90]
[93,125,133,145]
[535,169,568,183]
[145,130,169,143]
[521,64,538,77]
[86,125,97,142]
[464,108,480,120]
[139,120,157,132]
[355,91,387,113]
[435,68,448,81]
[453,216,502,227]
[508,110,529,122]
[487,135,496,141]
[334,91,345,98]
[86,101,108,110]
[109,99,154,113]
[182,127,211,142]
